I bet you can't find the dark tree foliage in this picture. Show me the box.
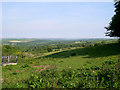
[47,47,52,52]
[105,1,120,38]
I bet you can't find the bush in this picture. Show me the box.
[102,60,115,65]
[20,64,29,68]
[47,48,52,52]
[16,61,119,88]
[71,52,76,56]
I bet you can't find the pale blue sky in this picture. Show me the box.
[2,2,114,39]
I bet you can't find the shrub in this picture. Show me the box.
[20,64,29,68]
[71,52,76,56]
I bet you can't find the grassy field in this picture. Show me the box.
[2,43,120,88]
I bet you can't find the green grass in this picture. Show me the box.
[30,55,119,70]
[2,43,120,88]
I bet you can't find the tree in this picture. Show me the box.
[105,1,120,41]
[2,45,15,56]
[47,47,52,52]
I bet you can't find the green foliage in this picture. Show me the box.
[2,45,16,56]
[20,64,29,68]
[9,60,119,88]
[47,47,52,52]
[105,1,120,38]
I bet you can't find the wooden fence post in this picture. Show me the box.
[16,56,17,63]
[8,56,9,63]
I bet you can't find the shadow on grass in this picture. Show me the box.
[38,43,120,59]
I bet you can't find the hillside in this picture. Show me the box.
[41,43,120,58]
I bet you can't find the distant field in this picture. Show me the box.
[9,40,26,43]
[2,39,37,45]
[9,40,35,43]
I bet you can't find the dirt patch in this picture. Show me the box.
[43,65,50,69]
[16,70,26,72]
[36,68,46,72]
[30,64,33,66]
[1,78,4,83]
[30,64,50,68]
[15,65,56,73]
[31,65,55,72]
[31,65,43,68]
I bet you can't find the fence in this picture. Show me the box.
[2,55,17,66]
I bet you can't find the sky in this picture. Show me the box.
[2,2,115,39]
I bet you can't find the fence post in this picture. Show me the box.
[16,56,17,63]
[8,56,9,63]
[2,56,3,65]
